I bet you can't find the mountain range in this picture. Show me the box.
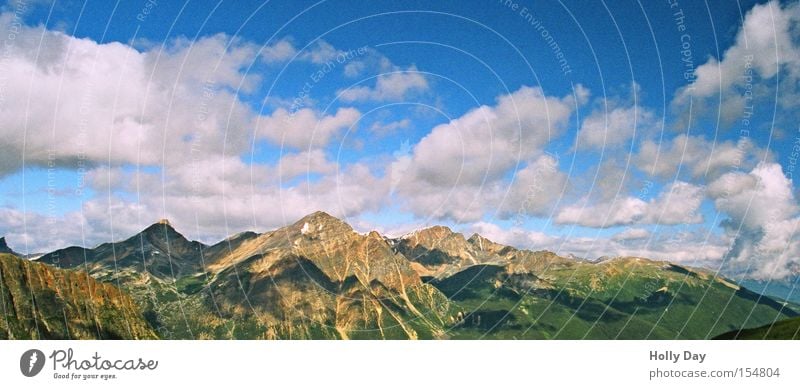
[1,212,798,339]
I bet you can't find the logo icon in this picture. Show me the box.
[20,349,45,377]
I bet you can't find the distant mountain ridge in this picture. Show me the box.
[3,211,797,339]
[715,317,800,340]
[738,277,800,305]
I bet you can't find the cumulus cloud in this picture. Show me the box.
[392,86,578,221]
[497,154,567,219]
[339,66,429,102]
[576,104,655,150]
[643,181,704,225]
[470,221,558,250]
[277,149,337,179]
[672,1,800,126]
[298,40,345,65]
[555,181,704,228]
[469,221,728,264]
[708,163,800,279]
[612,228,650,241]
[0,17,262,175]
[260,39,299,63]
[0,16,369,178]
[635,134,766,180]
[0,201,155,254]
[341,47,393,78]
[368,118,411,135]
[255,107,361,149]
[405,86,575,188]
[556,197,647,228]
[259,38,354,65]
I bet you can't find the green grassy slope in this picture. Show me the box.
[434,259,797,339]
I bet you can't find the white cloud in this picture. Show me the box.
[368,118,411,135]
[259,38,353,65]
[260,39,298,63]
[635,134,766,180]
[556,196,647,228]
[339,67,429,102]
[576,104,654,150]
[468,221,728,264]
[672,1,800,126]
[0,19,262,175]
[392,86,578,222]
[708,163,800,279]
[642,181,704,225]
[470,221,558,250]
[277,149,336,179]
[555,181,704,228]
[497,154,567,219]
[405,86,576,188]
[298,40,344,64]
[255,107,361,149]
[341,48,393,78]
[0,19,373,177]
[612,228,650,241]
[343,60,367,77]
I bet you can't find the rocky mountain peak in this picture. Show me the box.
[292,211,354,237]
[136,220,201,251]
[0,236,12,254]
[396,226,488,274]
[413,225,454,237]
[403,225,465,246]
[298,210,346,224]
[467,233,490,246]
[143,219,180,235]
[467,233,509,255]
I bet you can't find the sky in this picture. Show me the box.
[0,0,799,281]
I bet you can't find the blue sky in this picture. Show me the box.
[1,0,799,280]
[19,0,761,114]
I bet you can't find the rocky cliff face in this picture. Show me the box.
[202,212,456,339]
[395,227,567,278]
[0,253,157,339]
[394,226,493,278]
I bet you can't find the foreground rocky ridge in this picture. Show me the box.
[0,253,157,339]
[7,211,797,339]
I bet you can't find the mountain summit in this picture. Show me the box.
[38,220,206,278]
[0,237,14,255]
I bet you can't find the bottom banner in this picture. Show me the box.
[0,341,795,388]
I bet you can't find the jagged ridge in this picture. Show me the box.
[0,253,157,339]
